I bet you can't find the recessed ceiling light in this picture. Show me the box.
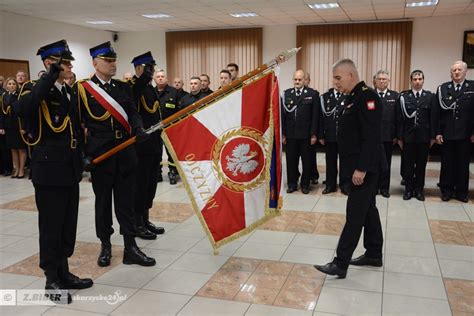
[230,13,258,18]
[142,14,172,19]
[406,0,438,7]
[86,20,113,25]
[308,3,339,10]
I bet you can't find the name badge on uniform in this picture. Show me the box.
[304,96,312,100]
[165,103,176,109]
[366,100,376,110]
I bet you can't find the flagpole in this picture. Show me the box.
[91,47,301,166]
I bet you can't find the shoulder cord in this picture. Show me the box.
[77,82,111,121]
[437,86,456,111]
[320,95,337,117]
[140,95,159,113]
[281,92,297,113]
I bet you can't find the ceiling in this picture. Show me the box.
[1,0,473,32]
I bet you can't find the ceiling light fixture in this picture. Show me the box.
[406,0,438,7]
[86,20,113,25]
[142,14,172,19]
[308,3,339,9]
[230,13,258,18]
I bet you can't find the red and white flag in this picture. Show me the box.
[162,72,282,250]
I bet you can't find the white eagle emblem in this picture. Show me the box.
[225,143,259,176]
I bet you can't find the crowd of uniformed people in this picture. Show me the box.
[0,38,472,302]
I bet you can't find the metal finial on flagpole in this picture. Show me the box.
[267,47,301,67]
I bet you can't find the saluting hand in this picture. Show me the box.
[352,169,366,186]
[435,134,443,145]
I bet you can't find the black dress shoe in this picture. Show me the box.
[441,195,451,202]
[301,187,310,194]
[45,280,72,304]
[311,178,319,185]
[123,246,156,266]
[403,191,412,200]
[322,188,336,194]
[380,190,390,198]
[455,196,468,203]
[60,272,93,289]
[414,191,425,201]
[97,244,112,267]
[145,220,165,235]
[314,262,347,279]
[3,171,12,176]
[286,186,297,193]
[349,254,383,267]
[136,225,157,240]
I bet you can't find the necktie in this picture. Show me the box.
[296,89,301,97]
[336,92,341,99]
[415,91,420,98]
[456,84,461,92]
[61,86,69,102]
[379,92,384,99]
[103,83,110,92]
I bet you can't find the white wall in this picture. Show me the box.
[113,30,167,79]
[411,14,474,91]
[0,11,112,80]
[263,25,297,90]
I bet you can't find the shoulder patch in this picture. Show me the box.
[366,100,376,110]
[362,86,368,91]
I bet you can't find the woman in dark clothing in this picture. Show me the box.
[0,77,27,178]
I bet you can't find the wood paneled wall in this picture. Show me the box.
[297,21,412,92]
[166,28,262,91]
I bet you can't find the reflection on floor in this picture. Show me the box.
[0,155,473,315]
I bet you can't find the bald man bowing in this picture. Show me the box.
[314,59,386,278]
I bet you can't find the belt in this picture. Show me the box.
[88,130,125,139]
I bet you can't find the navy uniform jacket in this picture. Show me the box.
[156,84,179,120]
[379,89,399,142]
[338,81,386,175]
[396,90,435,143]
[15,76,83,187]
[129,75,161,156]
[76,75,143,175]
[433,80,474,140]
[282,87,320,139]
[320,88,346,142]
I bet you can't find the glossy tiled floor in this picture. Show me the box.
[0,154,473,315]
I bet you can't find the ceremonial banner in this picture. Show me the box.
[162,72,282,250]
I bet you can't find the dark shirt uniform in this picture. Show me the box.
[156,84,180,177]
[334,81,385,269]
[320,88,347,191]
[200,88,213,97]
[377,89,398,194]
[282,86,320,191]
[76,75,143,240]
[176,88,188,104]
[128,74,162,226]
[433,80,474,200]
[16,74,83,277]
[397,90,435,194]
[180,91,205,109]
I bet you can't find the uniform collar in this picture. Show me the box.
[412,89,423,96]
